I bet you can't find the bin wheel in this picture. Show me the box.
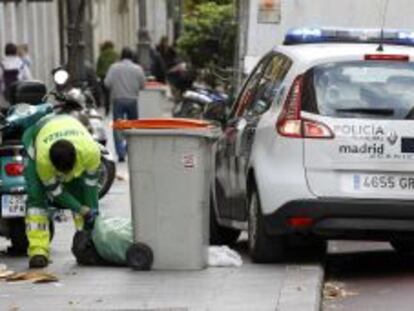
[126,242,154,271]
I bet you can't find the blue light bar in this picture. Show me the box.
[284,27,414,47]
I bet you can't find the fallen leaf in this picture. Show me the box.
[323,282,358,300]
[0,271,15,279]
[6,271,58,283]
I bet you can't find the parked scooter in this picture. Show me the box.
[172,87,229,122]
[0,102,56,254]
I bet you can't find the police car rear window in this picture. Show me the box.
[302,61,414,120]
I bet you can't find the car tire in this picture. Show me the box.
[209,199,241,245]
[390,238,414,254]
[248,189,286,263]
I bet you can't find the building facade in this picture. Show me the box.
[237,0,414,81]
[0,0,174,85]
[0,0,60,86]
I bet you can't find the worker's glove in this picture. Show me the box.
[80,206,99,230]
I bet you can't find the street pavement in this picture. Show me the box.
[0,98,324,311]
[324,241,414,311]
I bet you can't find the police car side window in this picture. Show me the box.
[234,57,270,117]
[245,54,292,117]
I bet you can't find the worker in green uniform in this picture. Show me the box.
[22,114,101,268]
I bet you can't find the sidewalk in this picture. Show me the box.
[0,164,323,311]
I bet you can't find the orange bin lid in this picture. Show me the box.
[113,118,213,130]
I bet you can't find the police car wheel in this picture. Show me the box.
[248,188,286,263]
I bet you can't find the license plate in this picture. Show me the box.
[345,174,414,195]
[1,195,26,218]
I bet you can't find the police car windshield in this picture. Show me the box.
[302,61,414,120]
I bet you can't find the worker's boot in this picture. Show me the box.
[29,255,49,269]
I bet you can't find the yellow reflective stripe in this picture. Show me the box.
[26,214,48,224]
[27,144,35,159]
[85,169,98,177]
[26,223,48,231]
[26,208,48,217]
[44,177,57,187]
[84,178,98,186]
[49,185,63,197]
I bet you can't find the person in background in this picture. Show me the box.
[156,36,177,71]
[80,60,103,108]
[18,44,32,68]
[97,41,119,115]
[156,37,193,102]
[0,43,32,106]
[104,47,146,162]
[149,47,166,83]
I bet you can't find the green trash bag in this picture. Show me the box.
[73,216,154,269]
[91,216,133,265]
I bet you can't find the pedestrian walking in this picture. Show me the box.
[22,114,101,268]
[104,47,146,162]
[96,41,119,115]
[0,43,32,106]
[156,36,177,70]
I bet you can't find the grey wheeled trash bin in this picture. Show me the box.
[116,119,220,270]
[139,82,170,118]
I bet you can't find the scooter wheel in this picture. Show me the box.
[98,156,116,199]
[126,242,153,271]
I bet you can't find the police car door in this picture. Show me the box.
[235,53,293,220]
[216,55,271,220]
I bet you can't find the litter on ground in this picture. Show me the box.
[208,246,243,267]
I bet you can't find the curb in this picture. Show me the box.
[276,264,324,311]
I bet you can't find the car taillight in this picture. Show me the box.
[287,217,314,228]
[276,75,334,139]
[302,119,334,139]
[5,163,24,176]
[364,54,409,62]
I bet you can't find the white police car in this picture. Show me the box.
[211,28,414,262]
